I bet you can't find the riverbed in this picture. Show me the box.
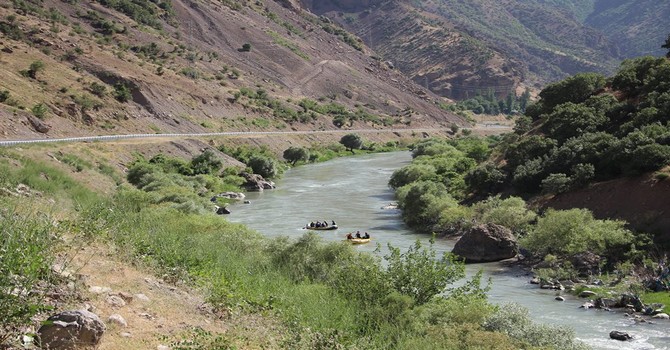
[227,151,669,349]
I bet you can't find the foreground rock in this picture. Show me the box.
[38,310,106,349]
[451,223,518,263]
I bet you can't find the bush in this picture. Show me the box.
[484,303,589,350]
[27,60,45,79]
[113,83,131,102]
[541,173,571,194]
[1,212,57,343]
[89,82,106,97]
[520,208,635,258]
[0,90,9,103]
[464,163,506,195]
[247,155,278,179]
[31,103,49,119]
[385,239,465,305]
[190,150,222,176]
[472,196,536,235]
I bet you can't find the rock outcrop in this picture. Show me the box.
[451,223,517,263]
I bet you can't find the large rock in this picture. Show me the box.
[37,310,106,349]
[609,331,632,341]
[451,223,518,263]
[241,172,275,191]
[570,251,602,275]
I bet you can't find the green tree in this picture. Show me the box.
[541,173,571,194]
[339,133,363,153]
[473,196,536,235]
[283,146,310,165]
[663,34,670,58]
[464,163,506,195]
[389,163,438,189]
[247,155,278,178]
[543,103,607,143]
[538,72,606,112]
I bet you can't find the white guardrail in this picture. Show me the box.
[0,128,451,147]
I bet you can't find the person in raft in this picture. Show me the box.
[346,232,353,240]
[363,232,370,239]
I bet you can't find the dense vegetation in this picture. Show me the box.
[499,57,670,195]
[389,54,670,298]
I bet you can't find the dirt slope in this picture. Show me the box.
[540,172,670,249]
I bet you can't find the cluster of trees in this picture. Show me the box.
[389,137,646,270]
[446,89,532,116]
[486,56,670,195]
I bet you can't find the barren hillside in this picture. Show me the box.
[0,0,462,143]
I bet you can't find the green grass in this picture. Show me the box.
[641,292,670,313]
[266,30,309,60]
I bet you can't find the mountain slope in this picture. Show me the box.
[0,0,461,141]
[302,0,668,101]
[585,0,670,58]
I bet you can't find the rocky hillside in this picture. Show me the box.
[303,0,668,100]
[0,0,461,141]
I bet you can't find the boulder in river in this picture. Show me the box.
[609,331,632,341]
[451,223,517,263]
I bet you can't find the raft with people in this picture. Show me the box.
[346,231,371,244]
[305,220,338,230]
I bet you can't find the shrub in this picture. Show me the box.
[1,212,57,343]
[0,90,9,103]
[247,155,278,179]
[520,208,635,258]
[240,43,251,52]
[31,103,49,119]
[385,239,465,305]
[472,196,536,235]
[190,150,222,176]
[484,303,589,350]
[25,60,45,79]
[89,82,106,97]
[113,83,131,102]
[541,173,571,194]
[464,163,506,195]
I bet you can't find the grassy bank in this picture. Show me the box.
[0,146,589,349]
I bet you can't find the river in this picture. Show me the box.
[227,151,669,349]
